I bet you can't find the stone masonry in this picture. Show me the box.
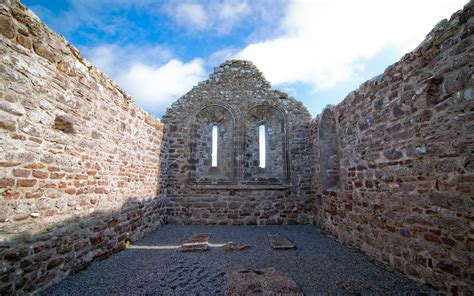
[0,1,165,294]
[159,60,313,225]
[0,0,473,294]
[310,3,473,293]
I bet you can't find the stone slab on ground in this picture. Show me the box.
[224,242,250,252]
[267,232,295,250]
[179,233,210,252]
[226,268,302,295]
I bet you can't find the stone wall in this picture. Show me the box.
[311,3,473,293]
[160,60,313,225]
[0,1,164,294]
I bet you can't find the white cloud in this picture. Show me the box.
[218,1,248,20]
[118,59,205,113]
[236,0,467,89]
[166,0,251,35]
[175,3,208,30]
[86,44,173,77]
[85,44,206,115]
[215,1,250,34]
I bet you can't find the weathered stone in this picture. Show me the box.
[464,88,474,101]
[33,42,55,62]
[179,233,210,252]
[0,111,17,131]
[46,257,64,270]
[267,233,295,250]
[0,16,15,39]
[383,149,403,160]
[309,3,473,294]
[16,34,31,48]
[226,268,302,295]
[224,242,250,252]
[0,101,25,116]
[179,243,208,252]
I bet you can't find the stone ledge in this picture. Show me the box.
[189,184,290,190]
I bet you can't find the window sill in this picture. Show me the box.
[189,184,290,190]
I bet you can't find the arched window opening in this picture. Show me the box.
[259,124,266,168]
[211,125,218,167]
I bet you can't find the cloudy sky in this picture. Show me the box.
[24,0,466,118]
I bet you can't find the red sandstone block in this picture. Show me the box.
[441,237,456,247]
[0,162,20,167]
[424,233,442,243]
[94,187,106,194]
[75,174,88,180]
[24,163,45,169]
[14,214,29,221]
[25,190,43,199]
[86,170,97,176]
[46,257,64,270]
[29,137,42,144]
[17,179,37,187]
[43,209,57,217]
[11,133,26,140]
[3,189,20,200]
[47,166,60,172]
[50,172,65,179]
[74,180,87,187]
[65,188,75,195]
[12,169,30,177]
[40,181,57,188]
[33,170,48,179]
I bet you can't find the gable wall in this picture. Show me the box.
[160,60,313,225]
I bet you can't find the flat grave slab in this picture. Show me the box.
[267,232,295,250]
[224,242,250,252]
[179,232,210,252]
[226,268,302,295]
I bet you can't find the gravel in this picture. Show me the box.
[41,225,437,295]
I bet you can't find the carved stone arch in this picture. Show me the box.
[318,106,341,191]
[188,104,237,184]
[242,104,288,184]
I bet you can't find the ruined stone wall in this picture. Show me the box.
[311,3,473,293]
[160,60,313,225]
[0,1,164,293]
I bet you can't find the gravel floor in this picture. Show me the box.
[41,225,437,295]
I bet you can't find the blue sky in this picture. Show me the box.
[23,0,466,118]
